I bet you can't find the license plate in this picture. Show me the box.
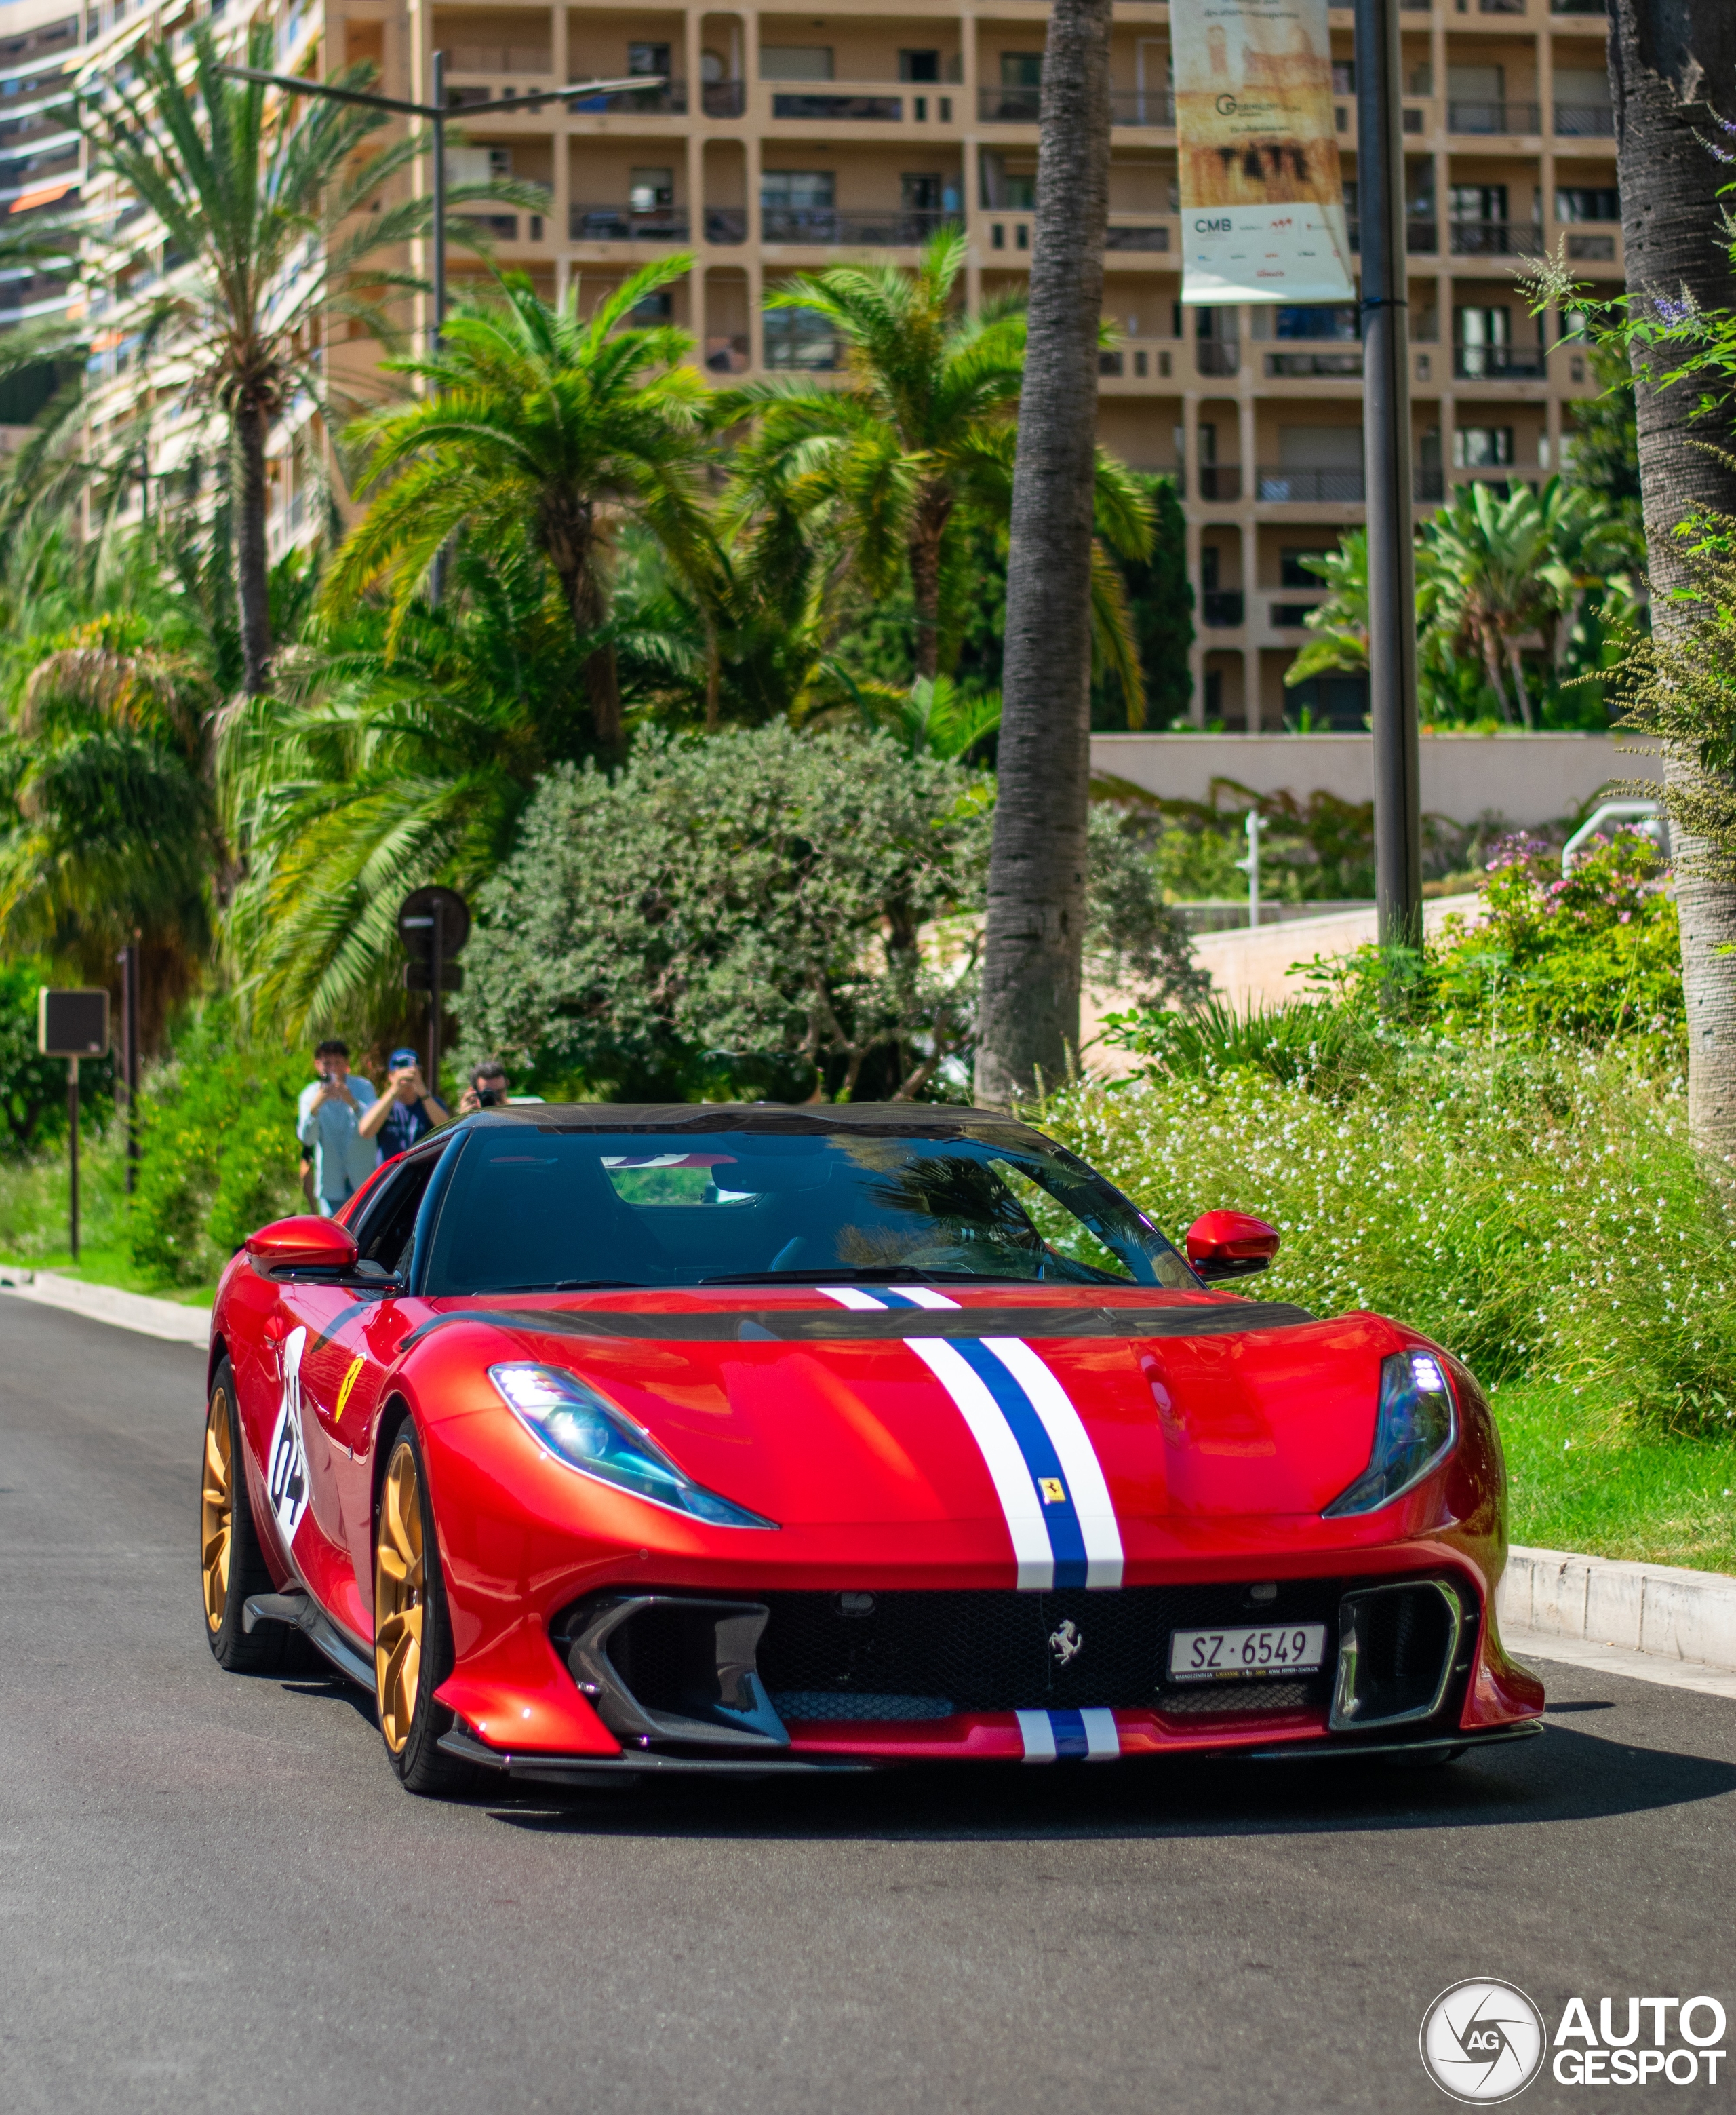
[1167,1623,1328,1683]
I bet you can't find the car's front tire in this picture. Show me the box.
[374,1422,475,1795]
[201,1357,297,1673]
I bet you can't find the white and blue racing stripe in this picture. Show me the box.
[817,1287,1124,1592]
[1015,1708,1121,1762]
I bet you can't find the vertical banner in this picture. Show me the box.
[1173,0,1355,305]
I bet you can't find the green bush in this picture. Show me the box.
[126,1011,307,1286]
[1036,1043,1736,1431]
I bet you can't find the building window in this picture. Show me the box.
[1453,426,1514,467]
[761,170,835,211]
[899,50,940,83]
[1556,186,1620,222]
[627,43,671,79]
[1000,52,1043,87]
[1280,549,1330,589]
[765,305,840,370]
[629,167,673,212]
[761,45,833,81]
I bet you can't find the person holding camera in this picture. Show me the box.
[457,1058,511,1115]
[359,1047,449,1161]
[296,1039,380,1217]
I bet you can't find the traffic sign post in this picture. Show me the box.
[396,887,471,1097]
[38,988,110,1262]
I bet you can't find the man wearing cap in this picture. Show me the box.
[359,1049,450,1163]
[297,1039,381,1217]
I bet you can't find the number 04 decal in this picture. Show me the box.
[265,1325,311,1543]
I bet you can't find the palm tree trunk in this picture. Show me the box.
[1504,640,1535,730]
[974,0,1112,1106]
[1613,0,1736,1155]
[1477,626,1512,724]
[233,397,273,695]
[909,492,952,681]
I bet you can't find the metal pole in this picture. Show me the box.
[429,48,447,608]
[68,1055,79,1262]
[429,899,443,1100]
[123,939,140,1196]
[1355,0,1421,958]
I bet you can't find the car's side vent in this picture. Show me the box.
[555,1592,791,1750]
[1329,1580,1463,1731]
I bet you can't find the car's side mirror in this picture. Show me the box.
[1185,1210,1281,1283]
[246,1216,361,1277]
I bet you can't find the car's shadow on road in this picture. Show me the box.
[481,1721,1736,1845]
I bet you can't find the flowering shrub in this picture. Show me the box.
[1036,1039,1736,1431]
[1425,830,1681,1053]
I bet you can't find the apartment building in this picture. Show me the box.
[0,0,81,425]
[62,0,1617,723]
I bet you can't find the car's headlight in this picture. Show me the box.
[1322,1349,1458,1517]
[488,1363,776,1529]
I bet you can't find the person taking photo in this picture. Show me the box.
[296,1039,380,1217]
[359,1048,449,1161]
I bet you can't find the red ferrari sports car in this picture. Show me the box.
[199,1102,1543,1793]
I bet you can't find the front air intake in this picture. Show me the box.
[558,1593,791,1749]
[1329,1580,1464,1731]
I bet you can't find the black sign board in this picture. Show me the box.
[396,887,471,961]
[38,987,110,1058]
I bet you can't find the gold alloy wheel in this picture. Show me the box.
[201,1387,233,1633]
[374,1441,425,1753]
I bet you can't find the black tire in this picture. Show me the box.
[374,1421,478,1796]
[201,1357,299,1673]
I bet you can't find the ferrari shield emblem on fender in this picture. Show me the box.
[1048,1619,1082,1667]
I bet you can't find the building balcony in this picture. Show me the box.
[1347,219,1438,254]
[703,81,747,118]
[705,207,748,244]
[1271,601,1323,628]
[1196,465,1242,503]
[1453,345,1547,380]
[569,203,690,241]
[1264,349,1362,378]
[762,206,953,246]
[1449,220,1546,258]
[464,210,545,241]
[1202,591,1245,629]
[1556,104,1615,136]
[1447,102,1540,136]
[976,86,1177,127]
[1104,222,1170,252]
[1257,467,1366,503]
[1550,0,1606,14]
[705,333,751,374]
[1195,341,1240,376]
[770,91,903,121]
[1565,231,1617,262]
[446,44,551,74]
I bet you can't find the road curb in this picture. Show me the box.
[1499,1544,1736,1675]
[0,1267,210,1348]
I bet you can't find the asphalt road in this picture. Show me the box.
[1,1297,1733,2115]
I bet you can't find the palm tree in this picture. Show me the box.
[1611,0,1736,1155]
[84,23,532,696]
[0,611,220,1045]
[324,263,712,748]
[976,0,1116,1104]
[222,531,649,1037]
[725,229,1151,699]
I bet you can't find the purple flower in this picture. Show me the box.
[1655,295,1695,327]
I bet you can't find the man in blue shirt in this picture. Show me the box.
[296,1039,380,1216]
[359,1047,449,1163]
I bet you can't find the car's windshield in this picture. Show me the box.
[422,1126,1195,1296]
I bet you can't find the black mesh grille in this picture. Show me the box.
[756,1578,1357,1718]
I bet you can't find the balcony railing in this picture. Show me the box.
[1454,344,1548,379]
[1265,349,1363,377]
[1449,220,1546,258]
[1202,591,1245,629]
[1347,220,1439,253]
[564,80,689,114]
[1257,467,1366,503]
[1554,104,1615,136]
[771,91,902,120]
[1447,101,1541,134]
[569,203,690,241]
[1109,89,1175,127]
[704,206,747,244]
[1566,232,1616,261]
[703,81,747,117]
[1550,0,1606,13]
[978,85,1041,122]
[1104,223,1170,250]
[762,206,951,244]
[1196,465,1242,503]
[1271,602,1322,628]
[1196,341,1240,376]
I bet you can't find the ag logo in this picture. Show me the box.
[265,1325,311,1543]
[1420,1981,1546,2103]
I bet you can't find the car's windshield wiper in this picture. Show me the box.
[485,1279,640,1293]
[697,1267,1033,1285]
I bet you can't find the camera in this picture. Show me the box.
[475,1087,503,1108]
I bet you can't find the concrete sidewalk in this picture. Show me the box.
[0,1267,210,1348]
